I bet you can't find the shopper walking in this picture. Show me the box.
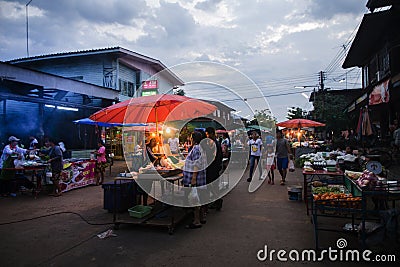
[275,130,291,185]
[205,127,223,210]
[247,131,263,182]
[265,144,276,185]
[183,131,207,229]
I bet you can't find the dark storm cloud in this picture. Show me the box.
[195,0,223,11]
[0,0,151,60]
[307,0,366,20]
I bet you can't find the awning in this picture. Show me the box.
[342,8,400,68]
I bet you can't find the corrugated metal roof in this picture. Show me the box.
[342,8,400,68]
[367,0,400,11]
[7,46,158,64]
[7,46,184,86]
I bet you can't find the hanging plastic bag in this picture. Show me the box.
[289,159,295,172]
[188,186,200,206]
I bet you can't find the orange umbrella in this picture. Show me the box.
[276,118,325,128]
[89,94,217,126]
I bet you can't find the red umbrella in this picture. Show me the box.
[276,118,325,128]
[89,94,217,125]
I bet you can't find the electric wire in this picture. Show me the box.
[35,232,99,267]
[0,211,114,226]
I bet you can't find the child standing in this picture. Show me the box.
[265,145,276,185]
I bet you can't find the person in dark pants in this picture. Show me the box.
[247,131,263,182]
[205,127,223,210]
[45,138,63,196]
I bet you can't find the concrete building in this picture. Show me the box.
[342,0,400,140]
[1,47,183,149]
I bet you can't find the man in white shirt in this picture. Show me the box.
[247,131,263,182]
[168,134,180,154]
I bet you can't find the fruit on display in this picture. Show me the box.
[312,184,362,209]
[344,170,363,180]
[311,181,324,187]
[356,170,377,189]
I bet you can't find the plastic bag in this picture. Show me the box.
[289,159,295,172]
[97,229,117,239]
[188,187,200,206]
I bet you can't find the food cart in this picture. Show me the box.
[112,163,189,234]
[303,151,400,250]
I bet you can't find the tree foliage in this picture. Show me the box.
[312,92,353,134]
[286,107,307,120]
[251,109,277,129]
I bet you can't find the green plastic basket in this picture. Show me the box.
[128,205,152,218]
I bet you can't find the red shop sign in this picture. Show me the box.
[142,80,158,89]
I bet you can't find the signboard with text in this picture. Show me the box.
[142,80,158,90]
[142,90,157,96]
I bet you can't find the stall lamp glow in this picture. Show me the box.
[151,133,156,137]
[45,104,56,108]
[165,127,171,134]
[57,106,79,112]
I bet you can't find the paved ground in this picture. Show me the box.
[0,160,398,267]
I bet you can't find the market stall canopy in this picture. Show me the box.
[73,118,146,127]
[276,118,325,128]
[89,94,217,124]
[125,123,178,133]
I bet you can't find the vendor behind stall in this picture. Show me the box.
[146,138,160,165]
[0,136,27,196]
[29,136,39,150]
[43,138,63,197]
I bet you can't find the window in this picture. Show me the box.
[119,79,135,97]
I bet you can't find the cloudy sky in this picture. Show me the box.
[0,0,368,121]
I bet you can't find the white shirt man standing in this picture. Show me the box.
[168,135,180,154]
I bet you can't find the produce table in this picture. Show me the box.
[311,175,400,250]
[112,171,189,234]
[303,169,344,215]
[345,176,400,248]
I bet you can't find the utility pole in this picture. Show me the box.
[319,71,326,91]
[26,0,33,57]
[319,71,326,134]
